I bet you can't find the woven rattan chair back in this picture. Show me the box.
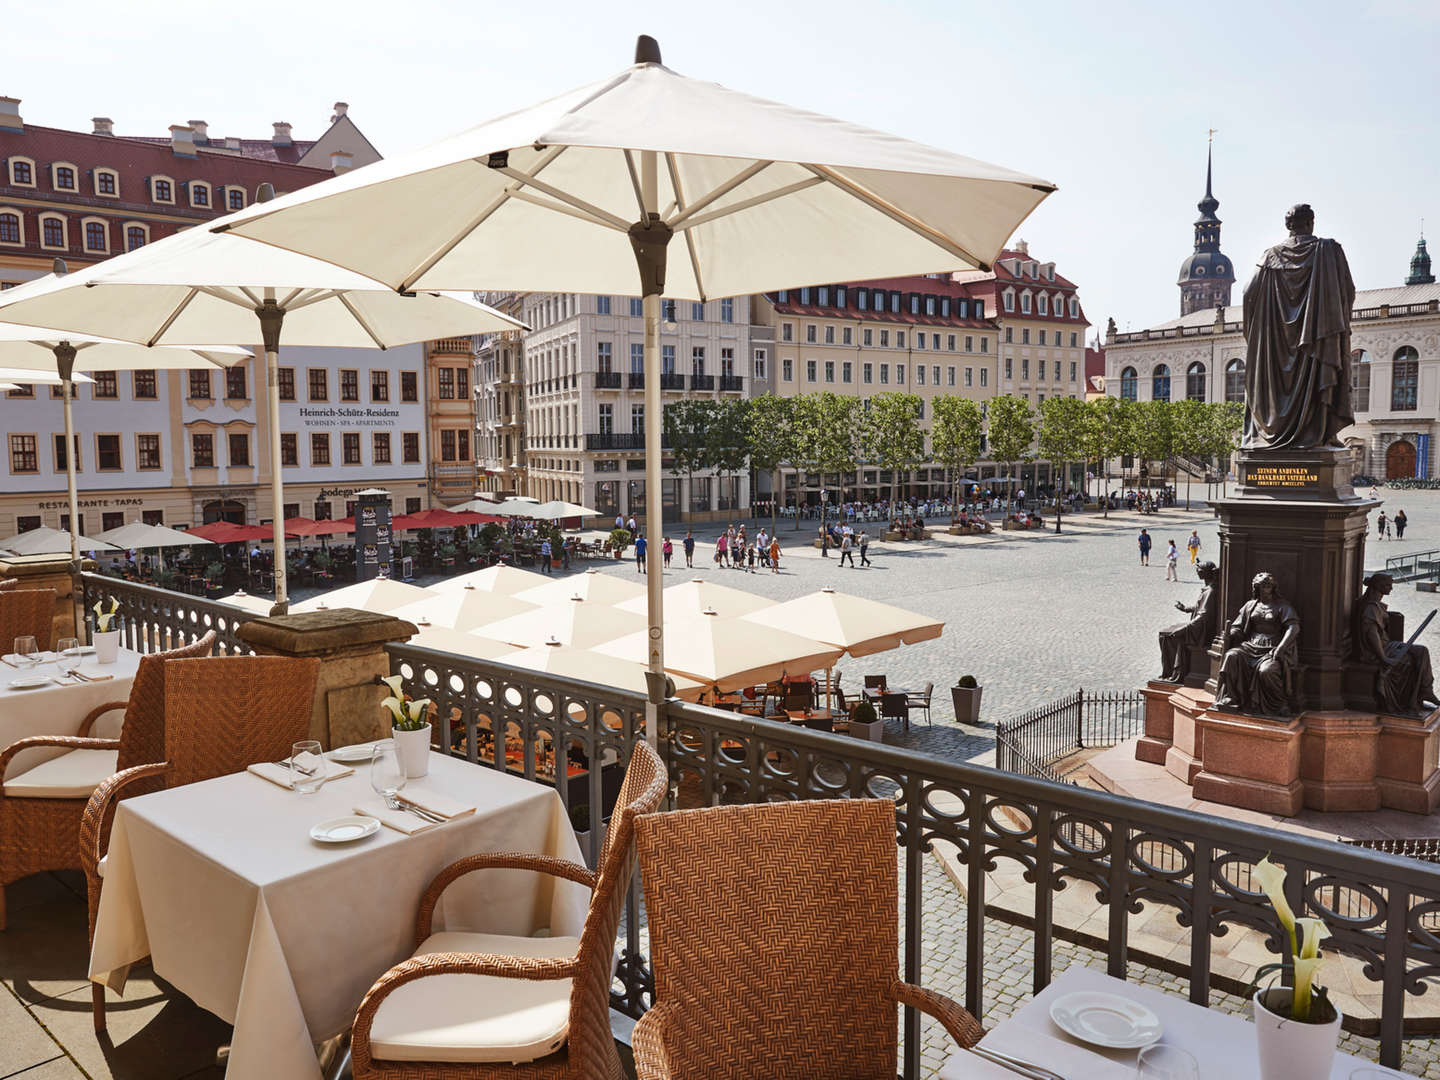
[163,656,320,786]
[635,798,900,1080]
[0,577,18,591]
[115,632,217,775]
[0,589,56,652]
[566,740,666,1068]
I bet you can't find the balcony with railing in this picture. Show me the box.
[660,372,686,391]
[719,373,744,392]
[628,371,645,389]
[690,373,715,390]
[46,569,1440,1078]
[429,336,476,356]
[594,370,621,389]
[584,431,671,451]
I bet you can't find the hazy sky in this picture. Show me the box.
[8,0,1438,333]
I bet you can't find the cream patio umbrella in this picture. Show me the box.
[0,525,116,557]
[216,590,276,616]
[389,589,538,633]
[477,596,644,650]
[0,210,525,614]
[498,644,703,702]
[290,579,438,614]
[407,626,514,660]
[429,565,548,596]
[216,34,1054,744]
[94,521,215,574]
[514,568,645,607]
[614,577,775,618]
[531,500,601,521]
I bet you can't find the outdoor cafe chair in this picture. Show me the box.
[880,691,910,733]
[0,588,56,652]
[350,739,667,1080]
[863,674,887,694]
[632,798,982,1080]
[81,647,315,1030]
[906,682,935,726]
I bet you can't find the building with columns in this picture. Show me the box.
[475,292,527,497]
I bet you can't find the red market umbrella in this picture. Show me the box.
[189,521,285,543]
[287,517,354,537]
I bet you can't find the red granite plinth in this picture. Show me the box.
[1164,687,1212,784]
[1137,681,1177,765]
[1192,710,1305,816]
[1377,709,1440,814]
[1298,711,1381,812]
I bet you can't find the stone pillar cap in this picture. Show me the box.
[237,608,417,657]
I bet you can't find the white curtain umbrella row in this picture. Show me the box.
[0,217,526,613]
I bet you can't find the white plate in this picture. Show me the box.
[310,816,380,844]
[1049,991,1162,1049]
[8,675,53,690]
[328,742,379,763]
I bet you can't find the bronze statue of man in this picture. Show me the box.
[1241,204,1356,451]
[1158,560,1219,683]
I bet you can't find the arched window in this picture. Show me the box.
[1152,364,1171,402]
[1393,346,1419,411]
[39,214,65,249]
[83,220,107,252]
[1351,349,1370,412]
[1020,291,1033,314]
[94,168,118,196]
[0,211,19,245]
[1037,293,1049,315]
[1120,366,1138,401]
[1225,358,1245,403]
[1186,361,1206,401]
[1002,289,1015,313]
[125,223,148,251]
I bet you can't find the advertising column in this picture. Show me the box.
[354,488,393,582]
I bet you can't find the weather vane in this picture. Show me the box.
[1208,128,1218,143]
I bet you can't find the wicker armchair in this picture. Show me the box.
[351,739,668,1080]
[632,799,982,1080]
[0,633,217,934]
[0,588,56,651]
[0,577,18,591]
[81,652,318,1030]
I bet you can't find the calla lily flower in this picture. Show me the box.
[1253,856,1297,950]
[380,674,405,699]
[1296,916,1324,960]
[380,695,407,723]
[1293,956,1324,1021]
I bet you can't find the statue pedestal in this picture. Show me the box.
[1136,681,1175,765]
[1192,710,1305,816]
[1377,710,1440,813]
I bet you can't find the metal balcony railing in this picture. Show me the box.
[690,374,714,390]
[628,372,645,389]
[594,371,621,389]
[719,374,744,392]
[584,432,666,451]
[660,373,686,391]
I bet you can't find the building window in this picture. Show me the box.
[1053,361,1061,381]
[10,159,34,186]
[1022,358,1030,380]
[343,432,361,464]
[151,178,173,203]
[311,433,331,466]
[916,333,926,351]
[916,365,926,385]
[308,369,328,401]
[721,347,735,376]
[54,434,80,471]
[314,501,332,521]
[1037,293,1049,315]
[1021,329,1031,345]
[598,404,614,434]
[782,358,793,381]
[401,371,418,402]
[720,298,734,323]
[190,183,209,207]
[1070,361,1077,381]
[1070,332,1078,347]
[80,220,106,252]
[277,367,296,401]
[133,370,157,399]
[824,360,834,383]
[1186,362,1206,401]
[229,432,250,467]
[824,325,835,345]
[0,211,19,244]
[41,215,65,249]
[691,302,704,321]
[631,404,644,434]
[862,328,873,346]
[596,295,611,315]
[806,360,817,382]
[1003,290,1015,312]
[402,433,421,463]
[191,433,214,468]
[691,347,705,376]
[879,330,889,347]
[896,332,906,348]
[336,369,357,402]
[92,371,118,399]
[863,362,873,384]
[1070,299,1080,318]
[53,164,76,190]
[661,344,676,374]
[980,368,988,387]
[753,348,767,379]
[188,370,212,399]
[1120,366,1138,401]
[280,433,298,466]
[373,432,391,464]
[371,370,389,401]
[1005,327,1013,344]
[136,434,161,470]
[781,322,793,343]
[227,187,245,210]
[1392,346,1419,411]
[1350,350,1370,412]
[629,297,643,317]
[437,367,455,399]
[1152,364,1171,402]
[964,367,973,387]
[125,224,148,251]
[805,325,817,344]
[934,365,941,385]
[1039,330,1047,346]
[226,365,247,400]
[981,337,989,353]
[1005,358,1013,379]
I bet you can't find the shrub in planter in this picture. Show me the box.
[851,700,877,725]
[951,675,982,724]
[609,528,632,557]
[569,803,592,832]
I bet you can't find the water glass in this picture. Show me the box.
[289,740,326,794]
[55,637,79,675]
[1137,1045,1198,1080]
[369,739,407,800]
[12,636,38,669]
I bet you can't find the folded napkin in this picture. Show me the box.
[247,758,355,790]
[970,1024,1135,1080]
[355,788,476,835]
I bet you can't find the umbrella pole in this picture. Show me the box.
[632,149,672,748]
[55,343,85,643]
[257,296,288,615]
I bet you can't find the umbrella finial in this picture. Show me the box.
[635,35,661,64]
[257,182,275,203]
[52,257,68,276]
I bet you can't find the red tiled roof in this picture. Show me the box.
[1085,346,1106,381]
[767,274,997,328]
[118,135,319,165]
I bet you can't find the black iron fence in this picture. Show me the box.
[81,574,1440,1075]
[1385,549,1440,583]
[995,689,1144,782]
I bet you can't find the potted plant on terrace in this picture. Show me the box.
[951,675,982,724]
[848,699,883,742]
[380,674,434,778]
[1251,856,1341,1080]
[91,598,121,664]
[609,528,632,560]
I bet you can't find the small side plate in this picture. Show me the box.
[8,675,52,690]
[328,742,378,763]
[310,815,380,844]
[1049,990,1162,1049]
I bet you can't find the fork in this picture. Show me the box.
[385,793,443,823]
[274,757,319,776]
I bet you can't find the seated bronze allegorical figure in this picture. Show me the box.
[1158,560,1219,683]
[1355,573,1438,716]
[1213,572,1301,717]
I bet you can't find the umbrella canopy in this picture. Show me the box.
[96,522,215,551]
[429,565,547,596]
[187,521,282,544]
[498,644,703,702]
[407,626,515,660]
[486,497,549,518]
[741,586,944,658]
[514,568,645,607]
[530,500,600,521]
[477,597,644,650]
[389,590,538,633]
[595,612,843,693]
[0,525,116,556]
[291,579,438,614]
[288,518,354,537]
[216,590,276,615]
[0,367,93,385]
[392,508,497,530]
[614,578,775,618]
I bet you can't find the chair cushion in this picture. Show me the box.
[2,749,118,799]
[368,931,579,1064]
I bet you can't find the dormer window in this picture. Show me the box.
[1069,298,1080,319]
[94,168,118,196]
[151,177,174,203]
[1020,291,1033,314]
[52,164,77,191]
[1003,289,1015,313]
[1037,294,1049,316]
[9,158,34,186]
[189,182,209,208]
[225,186,245,211]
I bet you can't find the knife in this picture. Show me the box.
[969,1045,1066,1080]
[396,797,445,823]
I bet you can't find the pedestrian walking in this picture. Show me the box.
[634,532,647,573]
[748,544,757,572]
[1186,530,1201,565]
[716,531,728,567]
[662,536,673,567]
[1378,511,1388,541]
[820,522,830,558]
[683,531,695,568]
[769,536,781,573]
[1138,528,1152,567]
[1165,539,1179,581]
[859,529,871,567]
[539,537,552,574]
[1396,510,1409,539]
[839,531,855,567]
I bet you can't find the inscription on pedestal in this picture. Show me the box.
[1249,465,1320,489]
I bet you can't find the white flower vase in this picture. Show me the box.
[93,629,121,665]
[1254,988,1342,1080]
[393,723,432,778]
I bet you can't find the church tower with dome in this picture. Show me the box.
[1177,143,1235,316]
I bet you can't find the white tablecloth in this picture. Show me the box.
[940,967,1410,1079]
[0,648,140,779]
[91,751,588,1080]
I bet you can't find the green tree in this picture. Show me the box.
[1169,398,1210,509]
[708,398,752,520]
[1130,400,1175,492]
[663,399,716,522]
[746,394,798,535]
[986,394,1036,513]
[794,392,862,532]
[931,396,984,511]
[1083,396,1128,517]
[1038,396,1087,531]
[867,392,925,510]
[1207,400,1245,496]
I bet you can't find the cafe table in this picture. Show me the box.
[939,966,1412,1080]
[0,647,141,780]
[90,750,588,1080]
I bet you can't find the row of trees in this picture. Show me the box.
[662,393,1244,527]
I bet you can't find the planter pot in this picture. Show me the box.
[573,823,608,868]
[93,629,121,665]
[1253,987,1342,1080]
[392,723,432,778]
[951,685,982,724]
[848,718,885,742]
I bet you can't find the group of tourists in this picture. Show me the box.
[1376,509,1409,540]
[817,521,873,567]
[716,523,783,573]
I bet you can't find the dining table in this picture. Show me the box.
[939,966,1412,1080]
[0,646,141,780]
[90,749,589,1080]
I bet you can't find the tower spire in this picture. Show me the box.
[1177,134,1233,316]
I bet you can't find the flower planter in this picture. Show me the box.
[1253,987,1341,1080]
[951,685,982,724]
[93,629,121,665]
[392,723,432,778]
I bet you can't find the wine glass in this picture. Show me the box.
[290,740,325,794]
[55,637,79,676]
[369,740,407,802]
[12,636,38,669]
[1136,1045,1198,1080]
